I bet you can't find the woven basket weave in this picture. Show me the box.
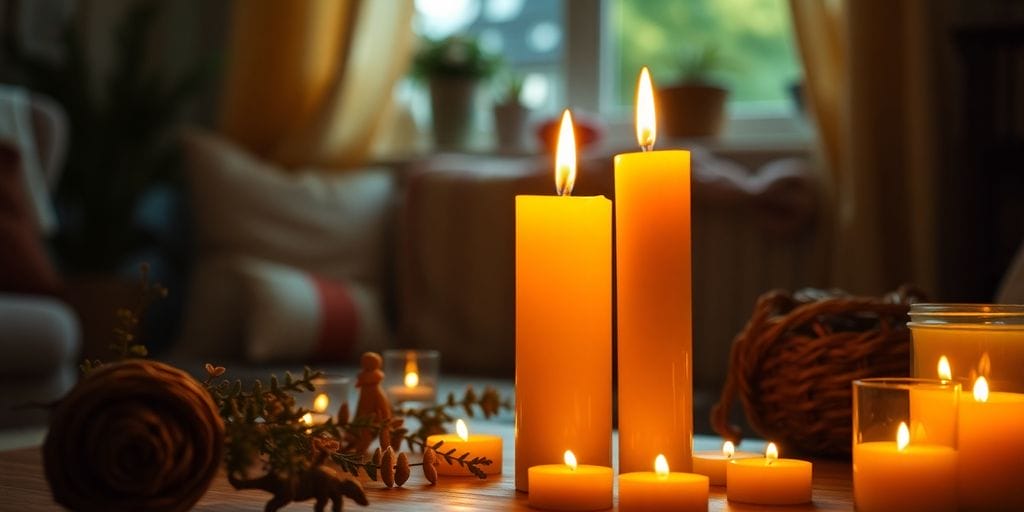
[710,285,924,458]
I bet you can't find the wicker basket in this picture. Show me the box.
[710,285,924,458]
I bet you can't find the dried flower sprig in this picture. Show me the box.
[80,263,167,373]
[396,386,513,447]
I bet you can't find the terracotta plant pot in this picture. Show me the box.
[429,76,479,150]
[658,84,729,138]
[493,102,529,153]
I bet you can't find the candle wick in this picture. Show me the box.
[640,143,653,152]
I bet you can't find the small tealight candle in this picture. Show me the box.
[854,422,957,512]
[528,450,613,511]
[727,442,812,505]
[692,441,760,486]
[424,419,502,476]
[301,411,332,426]
[619,454,709,512]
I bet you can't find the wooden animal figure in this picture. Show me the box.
[228,463,368,512]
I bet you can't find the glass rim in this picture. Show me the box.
[910,303,1024,316]
[382,348,441,358]
[853,377,961,392]
[312,374,352,384]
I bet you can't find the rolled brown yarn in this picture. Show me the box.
[710,285,925,458]
[43,360,224,511]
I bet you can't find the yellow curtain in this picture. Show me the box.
[790,0,938,295]
[218,0,414,169]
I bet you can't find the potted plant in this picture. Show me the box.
[492,73,529,153]
[658,44,730,139]
[411,36,500,151]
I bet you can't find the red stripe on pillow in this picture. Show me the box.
[310,276,359,361]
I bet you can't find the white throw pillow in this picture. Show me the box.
[176,130,394,361]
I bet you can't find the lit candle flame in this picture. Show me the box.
[635,66,657,151]
[313,393,329,413]
[404,353,419,388]
[897,421,910,451]
[456,419,469,442]
[723,440,735,458]
[978,352,991,378]
[555,109,576,196]
[564,450,578,471]
[974,376,989,403]
[937,356,952,382]
[301,412,313,426]
[654,454,670,477]
[765,442,778,466]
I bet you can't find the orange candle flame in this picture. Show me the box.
[456,419,469,442]
[313,393,329,413]
[564,450,578,471]
[635,66,657,151]
[937,356,952,382]
[723,440,735,458]
[974,376,989,403]
[555,109,576,196]
[765,442,778,466]
[654,454,670,477]
[897,421,910,451]
[404,352,419,388]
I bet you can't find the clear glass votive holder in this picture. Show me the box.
[383,349,440,406]
[852,378,959,512]
[301,374,351,422]
[909,304,1024,511]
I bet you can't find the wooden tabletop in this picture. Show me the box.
[0,422,852,511]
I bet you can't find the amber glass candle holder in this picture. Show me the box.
[383,349,440,406]
[909,304,1024,390]
[852,378,960,512]
[909,304,1024,511]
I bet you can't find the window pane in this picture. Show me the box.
[608,0,802,113]
[413,0,565,112]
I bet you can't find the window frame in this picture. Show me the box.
[563,0,810,145]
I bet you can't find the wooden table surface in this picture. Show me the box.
[0,422,853,511]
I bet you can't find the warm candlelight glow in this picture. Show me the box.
[974,376,990,403]
[564,450,578,471]
[403,353,419,388]
[897,421,910,451]
[765,442,778,465]
[301,412,313,426]
[635,66,657,150]
[654,454,670,477]
[456,418,469,442]
[313,393,329,413]
[723,441,736,458]
[555,109,577,196]
[937,356,952,381]
[978,352,991,378]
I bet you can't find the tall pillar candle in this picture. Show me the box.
[615,67,693,473]
[515,110,612,491]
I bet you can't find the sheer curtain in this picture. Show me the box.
[790,0,939,295]
[217,0,414,169]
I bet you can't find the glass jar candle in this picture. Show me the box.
[383,349,440,406]
[909,304,1024,511]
